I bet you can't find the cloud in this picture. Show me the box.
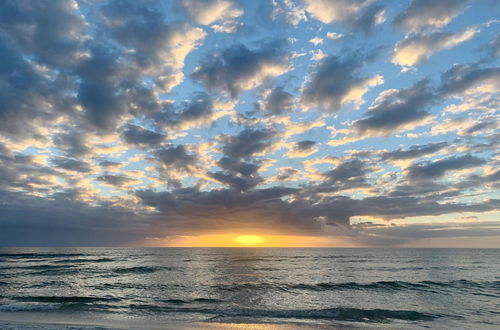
[407,155,486,181]
[207,127,278,191]
[393,0,468,33]
[351,80,435,136]
[287,140,318,158]
[51,157,92,173]
[440,64,500,95]
[97,174,137,187]
[191,41,291,97]
[301,54,383,111]
[99,0,206,91]
[303,0,368,24]
[220,127,277,159]
[303,0,385,33]
[121,125,166,147]
[392,28,477,69]
[257,87,295,115]
[155,145,198,172]
[0,0,87,68]
[381,142,448,161]
[271,0,308,26]
[180,0,243,33]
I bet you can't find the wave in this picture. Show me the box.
[112,266,174,274]
[0,253,86,259]
[162,298,223,305]
[0,302,61,312]
[214,280,500,294]
[14,296,121,303]
[213,307,441,322]
[128,304,440,322]
[53,258,115,264]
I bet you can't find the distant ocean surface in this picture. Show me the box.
[0,248,499,329]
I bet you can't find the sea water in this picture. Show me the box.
[0,248,499,329]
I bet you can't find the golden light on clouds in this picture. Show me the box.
[160,233,352,247]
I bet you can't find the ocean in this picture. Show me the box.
[0,248,498,329]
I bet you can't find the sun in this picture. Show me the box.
[234,235,265,246]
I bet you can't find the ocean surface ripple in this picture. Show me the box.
[0,248,499,329]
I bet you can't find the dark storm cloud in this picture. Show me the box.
[393,0,468,32]
[381,142,448,161]
[407,155,486,181]
[51,157,92,173]
[353,80,435,135]
[190,41,290,98]
[121,124,166,147]
[440,64,500,95]
[300,54,377,111]
[154,145,197,171]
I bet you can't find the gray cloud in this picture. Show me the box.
[51,157,92,173]
[155,145,197,171]
[259,86,295,115]
[97,174,135,187]
[301,54,380,111]
[393,0,468,32]
[407,155,486,181]
[122,124,166,147]
[191,41,290,97]
[353,80,435,136]
[440,64,500,95]
[221,127,277,159]
[296,140,316,151]
[381,142,448,161]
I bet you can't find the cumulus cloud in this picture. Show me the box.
[287,140,318,158]
[304,0,368,24]
[271,0,308,26]
[191,41,291,97]
[99,0,207,92]
[301,54,383,111]
[256,87,295,115]
[393,0,468,33]
[180,0,243,32]
[121,125,166,147]
[351,80,435,136]
[407,155,486,181]
[392,28,478,69]
[304,0,385,33]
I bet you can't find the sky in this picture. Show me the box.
[0,0,499,247]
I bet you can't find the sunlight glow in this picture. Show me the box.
[156,233,352,247]
[234,235,265,246]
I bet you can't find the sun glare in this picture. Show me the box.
[234,235,265,246]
